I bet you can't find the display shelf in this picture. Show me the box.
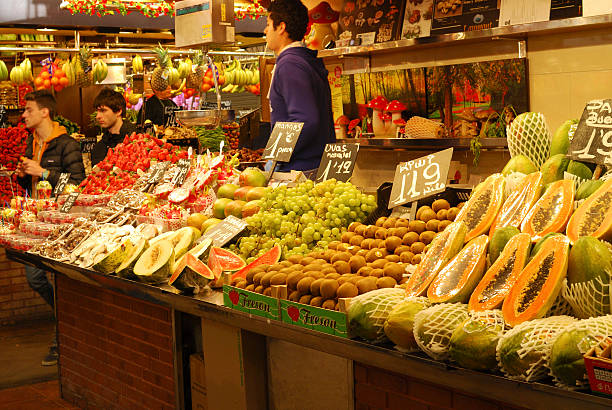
[6,247,612,410]
[319,14,612,58]
[336,137,507,150]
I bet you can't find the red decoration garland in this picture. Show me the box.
[63,0,175,18]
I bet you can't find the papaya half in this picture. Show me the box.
[521,179,575,241]
[456,173,505,242]
[566,177,612,243]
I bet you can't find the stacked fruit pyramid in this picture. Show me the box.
[343,114,612,390]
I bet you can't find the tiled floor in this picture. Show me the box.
[0,380,79,409]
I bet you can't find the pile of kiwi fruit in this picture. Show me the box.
[229,198,464,311]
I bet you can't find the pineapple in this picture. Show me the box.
[151,44,171,92]
[75,46,92,87]
[186,50,204,90]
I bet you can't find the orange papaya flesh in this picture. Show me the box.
[456,173,505,243]
[489,172,543,238]
[404,221,468,297]
[521,179,574,242]
[502,235,570,327]
[427,235,489,304]
[469,233,532,312]
[566,177,612,243]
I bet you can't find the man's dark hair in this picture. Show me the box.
[93,88,126,115]
[25,90,57,118]
[267,0,309,42]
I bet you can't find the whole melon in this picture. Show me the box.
[567,236,612,285]
[550,119,578,156]
[540,154,570,187]
[383,297,431,352]
[566,160,593,180]
[449,311,505,371]
[575,180,604,201]
[501,155,537,176]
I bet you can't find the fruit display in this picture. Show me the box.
[213,167,266,220]
[225,148,264,164]
[222,121,240,149]
[0,126,28,203]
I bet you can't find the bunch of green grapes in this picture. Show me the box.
[230,179,377,263]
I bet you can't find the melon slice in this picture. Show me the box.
[521,179,574,241]
[116,237,149,280]
[427,235,489,304]
[456,173,505,242]
[502,234,570,327]
[150,231,177,246]
[92,239,133,275]
[133,240,175,284]
[169,253,215,293]
[469,233,531,312]
[489,171,542,237]
[170,226,196,259]
[172,238,213,272]
[231,244,282,281]
[566,177,612,243]
[404,221,467,297]
[207,247,246,279]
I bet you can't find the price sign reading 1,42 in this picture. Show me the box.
[316,143,359,183]
[262,122,304,162]
[570,99,612,166]
[388,148,454,209]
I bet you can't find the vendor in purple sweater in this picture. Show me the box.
[264,0,335,172]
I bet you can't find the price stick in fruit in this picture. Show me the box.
[570,99,612,176]
[53,173,71,200]
[60,191,79,213]
[388,148,454,209]
[202,215,247,247]
[315,143,359,183]
[171,159,191,186]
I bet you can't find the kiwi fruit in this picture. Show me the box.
[375,216,387,227]
[337,282,359,298]
[363,225,377,239]
[263,288,272,296]
[384,236,402,252]
[322,299,337,310]
[333,260,351,275]
[337,274,355,285]
[416,206,431,220]
[356,277,377,294]
[419,231,436,245]
[370,268,384,278]
[270,273,288,286]
[253,272,266,286]
[254,285,264,294]
[447,207,459,221]
[321,266,338,274]
[310,278,324,296]
[419,208,437,223]
[331,252,351,264]
[310,296,324,307]
[399,251,415,263]
[336,243,350,253]
[408,220,426,234]
[347,235,363,247]
[394,226,409,238]
[432,199,451,212]
[383,263,404,282]
[377,276,397,289]
[438,220,452,232]
[370,259,387,270]
[320,279,339,299]
[235,280,247,289]
[305,271,325,279]
[375,239,387,249]
[349,255,367,273]
[360,238,374,250]
[400,277,409,285]
[394,245,412,256]
[348,222,361,232]
[354,224,367,237]
[410,241,426,254]
[328,241,341,250]
[425,220,439,233]
[366,249,387,263]
[382,217,397,229]
[231,277,241,286]
[321,250,334,262]
[303,263,323,272]
[288,290,300,302]
[297,277,315,294]
[357,266,373,277]
[299,295,313,305]
[374,227,388,240]
[411,254,423,265]
[402,231,420,246]
[385,254,400,263]
[287,272,305,289]
[436,209,448,221]
[325,272,341,279]
[287,254,303,264]
[341,231,355,243]
[245,284,255,292]
[347,246,361,255]
[395,218,410,228]
[357,249,369,258]
[300,257,315,266]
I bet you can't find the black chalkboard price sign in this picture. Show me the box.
[60,192,79,213]
[569,99,612,166]
[53,173,71,199]
[315,143,359,183]
[388,148,454,209]
[262,122,304,162]
[202,215,247,247]
[171,159,191,186]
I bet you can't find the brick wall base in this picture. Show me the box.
[0,248,53,326]
[56,275,176,409]
[355,363,527,410]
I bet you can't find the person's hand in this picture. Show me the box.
[19,157,45,178]
[15,159,26,178]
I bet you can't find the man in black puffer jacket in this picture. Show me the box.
[17,90,85,367]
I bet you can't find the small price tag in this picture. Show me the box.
[262,122,304,162]
[81,137,97,153]
[388,148,454,209]
[202,100,232,109]
[202,215,247,247]
[171,159,191,186]
[147,162,166,184]
[570,99,612,166]
[60,192,79,213]
[53,173,71,199]
[316,143,359,183]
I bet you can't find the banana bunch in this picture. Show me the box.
[223,58,260,87]
[168,65,181,88]
[177,58,193,79]
[0,61,7,81]
[170,78,186,96]
[132,55,143,73]
[62,61,76,86]
[92,59,108,83]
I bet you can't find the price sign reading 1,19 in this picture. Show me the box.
[388,148,454,209]
[316,143,360,183]
[570,99,612,166]
[262,122,304,162]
